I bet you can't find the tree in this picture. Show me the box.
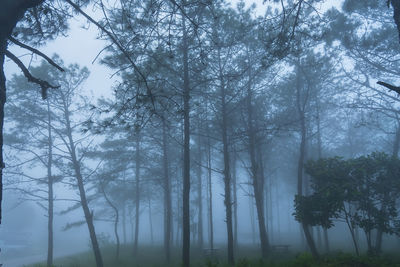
[5,63,61,267]
[295,152,400,255]
[29,60,104,267]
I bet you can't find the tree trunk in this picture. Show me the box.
[0,0,47,225]
[182,9,191,267]
[323,227,329,253]
[207,123,214,250]
[232,149,238,250]
[46,100,54,267]
[296,68,319,259]
[63,96,103,267]
[197,131,203,249]
[122,176,127,245]
[101,184,120,261]
[162,118,172,262]
[375,125,400,252]
[0,37,7,226]
[133,133,141,255]
[148,197,154,245]
[218,57,234,265]
[246,78,269,258]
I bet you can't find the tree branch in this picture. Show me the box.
[8,37,65,72]
[65,0,155,107]
[377,81,400,95]
[5,50,59,99]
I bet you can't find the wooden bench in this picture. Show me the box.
[271,245,290,253]
[203,248,220,257]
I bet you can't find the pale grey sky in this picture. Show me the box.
[5,1,267,102]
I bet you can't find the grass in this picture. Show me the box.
[26,244,400,267]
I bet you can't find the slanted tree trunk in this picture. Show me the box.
[46,100,54,267]
[101,183,120,261]
[162,118,172,262]
[181,8,191,266]
[133,133,141,256]
[246,76,269,259]
[63,98,103,267]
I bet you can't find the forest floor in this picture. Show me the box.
[26,244,400,267]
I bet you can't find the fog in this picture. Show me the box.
[1,0,400,267]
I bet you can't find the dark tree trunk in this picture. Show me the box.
[182,9,191,267]
[162,118,172,262]
[0,0,47,225]
[323,228,330,253]
[133,133,141,256]
[232,149,238,249]
[218,59,234,265]
[46,100,54,267]
[246,80,269,259]
[0,37,6,227]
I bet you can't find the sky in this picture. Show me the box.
[4,0,266,102]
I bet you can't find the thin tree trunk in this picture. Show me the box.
[101,183,120,261]
[218,59,234,265]
[316,100,329,253]
[343,205,359,256]
[296,66,319,259]
[133,133,141,255]
[268,180,273,243]
[162,118,172,262]
[376,124,400,252]
[249,195,256,245]
[122,175,127,245]
[181,7,191,267]
[207,124,214,250]
[197,131,203,249]
[246,76,269,258]
[148,197,154,245]
[232,149,238,250]
[64,104,103,267]
[59,90,103,267]
[46,100,54,267]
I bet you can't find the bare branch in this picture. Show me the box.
[8,37,65,72]
[5,50,59,99]
[377,81,400,95]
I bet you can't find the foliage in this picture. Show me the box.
[294,152,400,251]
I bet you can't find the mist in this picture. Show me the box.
[1,0,400,267]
